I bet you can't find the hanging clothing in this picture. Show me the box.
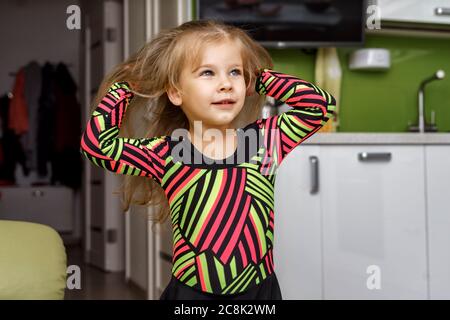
[0,94,29,184]
[37,62,56,177]
[22,60,42,171]
[8,68,29,135]
[51,62,82,189]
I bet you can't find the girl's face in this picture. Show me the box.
[167,39,247,133]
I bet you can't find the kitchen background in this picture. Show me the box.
[0,0,449,300]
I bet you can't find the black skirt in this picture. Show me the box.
[159,273,283,300]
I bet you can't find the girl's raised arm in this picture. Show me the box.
[80,82,167,184]
[254,68,336,166]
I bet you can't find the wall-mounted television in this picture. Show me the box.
[196,0,366,48]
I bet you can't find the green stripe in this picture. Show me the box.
[198,254,212,292]
[214,256,226,289]
[186,277,197,286]
[170,169,206,208]
[172,252,195,273]
[162,162,182,185]
[250,206,267,256]
[259,264,267,278]
[180,265,195,282]
[254,198,269,227]
[185,171,211,237]
[279,86,295,102]
[180,187,195,229]
[190,171,224,243]
[230,256,237,278]
[97,116,105,131]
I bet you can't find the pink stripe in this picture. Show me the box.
[249,212,264,258]
[102,95,116,107]
[196,256,207,291]
[244,225,257,263]
[127,143,164,168]
[118,99,124,126]
[276,127,282,164]
[122,150,153,172]
[194,171,228,248]
[97,103,110,112]
[173,238,185,254]
[174,261,194,278]
[238,241,248,268]
[273,80,295,100]
[266,78,284,96]
[165,166,191,197]
[212,171,246,257]
[168,168,201,203]
[93,116,102,132]
[111,107,116,126]
[289,92,326,103]
[81,136,109,160]
[173,244,189,261]
[221,195,252,264]
[200,170,235,250]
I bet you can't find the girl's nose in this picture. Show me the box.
[219,77,232,91]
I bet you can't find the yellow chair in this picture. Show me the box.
[0,220,67,299]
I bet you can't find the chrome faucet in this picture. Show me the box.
[408,70,445,133]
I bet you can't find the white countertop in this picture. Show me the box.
[302,132,450,145]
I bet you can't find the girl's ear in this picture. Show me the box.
[166,86,182,106]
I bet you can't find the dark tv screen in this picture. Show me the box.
[197,0,366,48]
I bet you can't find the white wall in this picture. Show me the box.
[0,0,80,95]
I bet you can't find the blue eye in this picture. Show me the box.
[231,69,242,76]
[200,70,213,76]
[200,69,242,76]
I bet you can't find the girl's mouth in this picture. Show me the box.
[212,100,236,109]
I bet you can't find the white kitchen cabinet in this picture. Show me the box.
[320,145,427,299]
[0,186,74,233]
[274,146,323,300]
[425,146,450,299]
[275,145,429,299]
[378,0,450,26]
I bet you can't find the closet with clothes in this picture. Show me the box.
[0,61,81,188]
[0,59,81,236]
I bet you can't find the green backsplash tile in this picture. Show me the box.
[269,35,450,133]
[337,34,450,132]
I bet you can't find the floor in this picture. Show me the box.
[64,244,146,300]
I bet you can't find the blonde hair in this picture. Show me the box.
[91,19,274,224]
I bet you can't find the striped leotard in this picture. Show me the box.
[80,69,336,295]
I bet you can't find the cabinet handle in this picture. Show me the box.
[159,251,172,263]
[91,180,102,186]
[91,226,102,233]
[358,152,392,162]
[435,7,450,16]
[32,190,44,197]
[309,156,319,194]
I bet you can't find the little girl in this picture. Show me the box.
[80,19,336,300]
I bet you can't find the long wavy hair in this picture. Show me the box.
[90,19,274,224]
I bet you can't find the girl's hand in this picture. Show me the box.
[246,68,263,96]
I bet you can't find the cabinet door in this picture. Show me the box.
[0,187,73,232]
[425,146,450,299]
[274,146,323,299]
[321,145,427,299]
[378,0,450,25]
